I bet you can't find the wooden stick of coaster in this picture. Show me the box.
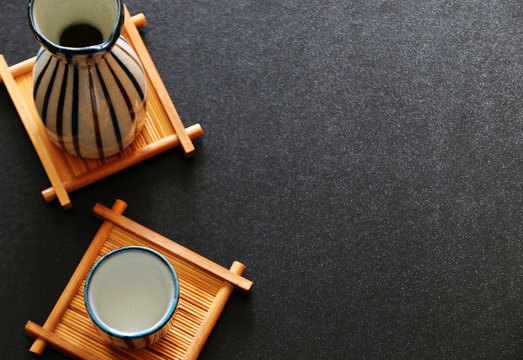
[0,14,147,84]
[185,261,246,359]
[28,200,128,355]
[93,203,253,293]
[0,55,72,209]
[41,124,203,202]
[25,321,98,360]
[122,5,196,157]
[0,57,35,82]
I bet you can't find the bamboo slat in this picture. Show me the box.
[26,200,252,359]
[93,203,253,293]
[0,55,71,209]
[0,11,202,209]
[185,261,245,359]
[29,200,128,355]
[25,322,99,360]
[122,6,195,157]
[41,125,203,202]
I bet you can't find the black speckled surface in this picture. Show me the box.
[0,1,521,359]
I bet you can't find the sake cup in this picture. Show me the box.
[84,246,179,349]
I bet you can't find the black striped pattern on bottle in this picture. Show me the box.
[32,38,147,158]
[40,58,59,126]
[55,64,68,150]
[87,64,105,158]
[71,66,81,156]
[110,52,145,101]
[105,57,136,123]
[95,63,123,153]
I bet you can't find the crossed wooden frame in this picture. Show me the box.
[25,199,252,359]
[0,7,202,209]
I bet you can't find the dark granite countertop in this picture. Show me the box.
[0,0,520,359]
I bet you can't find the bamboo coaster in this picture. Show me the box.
[0,9,202,209]
[25,199,252,359]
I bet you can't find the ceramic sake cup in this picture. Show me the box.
[84,246,179,349]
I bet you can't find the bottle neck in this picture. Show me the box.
[50,50,112,67]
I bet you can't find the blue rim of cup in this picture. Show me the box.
[84,246,180,340]
[27,0,125,57]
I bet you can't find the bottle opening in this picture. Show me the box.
[29,0,123,52]
[59,23,104,47]
[85,247,178,336]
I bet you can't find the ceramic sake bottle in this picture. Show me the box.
[28,0,147,158]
